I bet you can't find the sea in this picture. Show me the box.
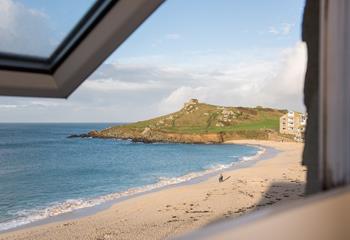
[0,123,263,232]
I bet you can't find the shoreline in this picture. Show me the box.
[0,143,271,234]
[0,140,305,240]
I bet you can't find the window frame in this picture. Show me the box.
[0,0,164,98]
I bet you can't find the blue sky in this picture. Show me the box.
[113,0,303,61]
[0,0,306,122]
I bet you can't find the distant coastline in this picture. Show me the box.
[69,99,294,144]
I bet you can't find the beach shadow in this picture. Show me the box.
[222,176,231,182]
[253,181,305,210]
[203,181,305,227]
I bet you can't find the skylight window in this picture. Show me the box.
[0,0,97,58]
[0,0,164,97]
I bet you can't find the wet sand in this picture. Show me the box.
[0,140,306,240]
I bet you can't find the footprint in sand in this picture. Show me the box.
[247,193,254,198]
[190,210,210,214]
[167,219,178,223]
[63,223,74,227]
[246,205,255,209]
[234,208,246,214]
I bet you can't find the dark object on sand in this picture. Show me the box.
[219,174,231,183]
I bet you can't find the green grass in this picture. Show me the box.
[161,126,208,134]
[102,103,284,136]
[207,119,279,133]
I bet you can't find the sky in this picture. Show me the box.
[0,0,307,122]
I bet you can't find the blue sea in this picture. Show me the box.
[0,123,262,231]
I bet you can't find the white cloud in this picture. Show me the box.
[0,104,18,109]
[82,78,165,91]
[152,33,182,47]
[159,86,211,111]
[0,0,54,56]
[29,100,61,107]
[268,23,294,36]
[268,27,279,35]
[281,23,294,35]
[259,42,306,109]
[158,42,306,113]
[0,42,306,122]
[165,33,181,40]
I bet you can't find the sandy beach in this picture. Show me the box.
[0,140,306,240]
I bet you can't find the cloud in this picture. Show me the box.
[268,27,279,35]
[268,23,294,36]
[82,78,165,91]
[0,0,54,56]
[164,33,181,40]
[281,23,294,35]
[151,33,182,47]
[158,42,306,113]
[29,100,61,107]
[0,42,306,122]
[0,104,18,109]
[159,86,211,111]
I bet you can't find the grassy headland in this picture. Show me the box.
[85,99,291,143]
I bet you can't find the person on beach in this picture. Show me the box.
[219,174,224,183]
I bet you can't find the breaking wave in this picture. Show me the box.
[0,145,265,232]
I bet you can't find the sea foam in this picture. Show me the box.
[0,145,265,232]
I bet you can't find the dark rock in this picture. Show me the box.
[67,133,90,138]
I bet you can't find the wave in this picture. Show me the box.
[0,145,265,232]
[241,146,265,161]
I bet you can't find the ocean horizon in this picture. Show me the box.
[0,123,262,231]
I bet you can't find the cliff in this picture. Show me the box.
[75,99,289,143]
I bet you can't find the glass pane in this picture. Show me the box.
[0,0,97,58]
